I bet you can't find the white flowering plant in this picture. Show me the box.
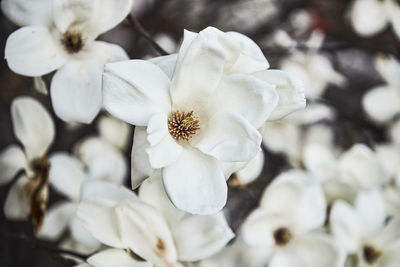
[0,1,399,267]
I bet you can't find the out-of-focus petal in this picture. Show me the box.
[362,86,400,123]
[76,137,127,184]
[11,97,55,160]
[350,0,388,36]
[1,0,52,26]
[0,145,27,185]
[39,201,76,240]
[4,175,30,220]
[49,152,86,201]
[97,115,131,150]
[173,212,234,261]
[88,248,152,267]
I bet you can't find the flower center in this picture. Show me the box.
[61,31,84,53]
[273,227,292,246]
[168,110,200,141]
[362,244,381,265]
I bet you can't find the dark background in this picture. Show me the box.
[0,0,398,266]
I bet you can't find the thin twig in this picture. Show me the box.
[1,231,89,261]
[128,15,169,56]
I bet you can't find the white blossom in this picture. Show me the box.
[229,170,344,267]
[77,176,234,267]
[0,97,54,231]
[362,55,400,123]
[330,190,400,267]
[2,0,133,123]
[350,0,400,38]
[102,26,305,214]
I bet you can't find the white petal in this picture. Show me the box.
[196,111,262,162]
[386,0,400,39]
[51,59,103,123]
[146,113,183,168]
[0,145,27,185]
[338,143,389,189]
[1,0,52,26]
[131,127,154,189]
[270,233,344,267]
[49,153,86,201]
[162,148,227,215]
[33,76,48,95]
[77,199,124,248]
[259,172,326,233]
[303,143,337,182]
[362,86,400,123]
[173,212,234,261]
[4,175,30,220]
[212,74,279,129]
[88,248,152,267]
[390,119,400,145]
[354,190,386,231]
[97,115,131,150]
[372,216,400,246]
[115,199,177,267]
[329,200,363,253]
[350,0,388,36]
[253,69,306,120]
[88,0,133,37]
[241,208,287,247]
[374,55,400,88]
[76,137,127,184]
[54,0,132,38]
[82,41,129,66]
[148,54,178,80]
[39,201,76,240]
[11,97,55,160]
[170,27,239,106]
[234,150,264,185]
[69,214,102,249]
[5,26,66,77]
[103,60,171,126]
[226,31,269,74]
[80,180,136,203]
[138,174,185,225]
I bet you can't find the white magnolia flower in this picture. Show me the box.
[281,50,346,100]
[303,143,390,204]
[238,170,344,267]
[362,56,400,123]
[38,125,128,251]
[390,118,400,145]
[77,176,234,267]
[350,0,400,38]
[330,190,400,267]
[102,26,305,214]
[2,0,133,123]
[0,97,54,231]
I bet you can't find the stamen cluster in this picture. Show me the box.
[168,110,200,141]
